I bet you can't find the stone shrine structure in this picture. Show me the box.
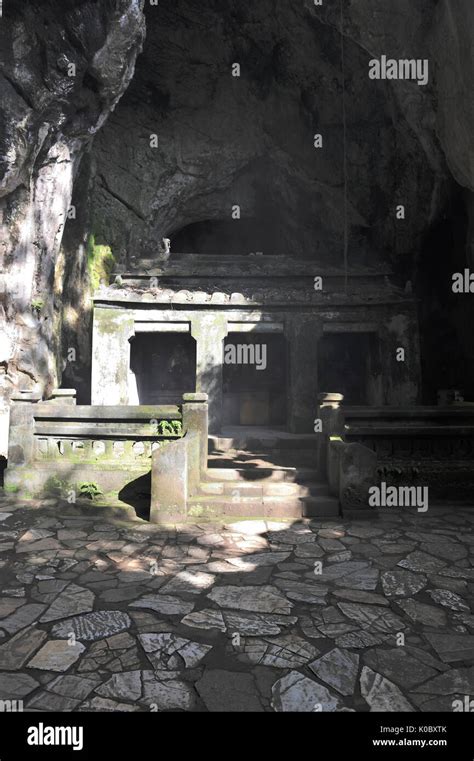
[91,253,421,433]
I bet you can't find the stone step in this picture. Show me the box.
[209,435,318,453]
[208,452,317,469]
[199,479,328,498]
[205,466,319,483]
[263,482,329,497]
[188,494,339,519]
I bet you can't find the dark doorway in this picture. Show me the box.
[130,333,196,404]
[223,333,287,426]
[318,332,381,405]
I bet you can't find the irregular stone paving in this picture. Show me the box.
[0,497,473,712]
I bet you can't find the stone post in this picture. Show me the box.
[316,392,344,480]
[182,393,208,487]
[150,437,187,524]
[6,391,42,468]
[190,314,227,433]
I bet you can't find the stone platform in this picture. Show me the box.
[0,495,473,712]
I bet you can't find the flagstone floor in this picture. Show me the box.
[0,496,473,712]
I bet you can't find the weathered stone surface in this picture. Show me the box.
[26,692,80,712]
[0,598,26,618]
[336,630,386,649]
[309,648,359,696]
[130,594,194,616]
[381,569,428,597]
[398,551,446,574]
[44,674,101,700]
[141,672,196,710]
[332,589,389,606]
[19,528,54,543]
[363,648,437,689]
[294,543,325,558]
[420,540,467,561]
[28,640,85,671]
[196,669,264,712]
[360,667,415,711]
[0,626,47,670]
[0,672,40,699]
[16,538,61,554]
[427,589,470,612]
[159,571,215,595]
[347,526,384,539]
[272,671,345,712]
[424,633,474,663]
[51,611,131,641]
[96,670,142,702]
[181,608,226,632]
[233,634,319,668]
[208,585,292,614]
[227,552,290,569]
[138,633,212,669]
[274,579,327,604]
[40,584,95,622]
[223,612,297,637]
[396,598,448,627]
[337,603,406,634]
[31,579,69,604]
[267,530,315,545]
[77,632,140,674]
[2,604,47,634]
[412,667,474,695]
[78,697,141,712]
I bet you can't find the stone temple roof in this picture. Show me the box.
[93,254,414,307]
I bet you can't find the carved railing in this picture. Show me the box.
[32,405,183,464]
[316,397,474,511]
[5,393,208,508]
[343,405,474,461]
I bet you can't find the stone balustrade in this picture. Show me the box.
[317,398,474,514]
[4,393,208,511]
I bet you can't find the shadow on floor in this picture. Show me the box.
[119,471,151,521]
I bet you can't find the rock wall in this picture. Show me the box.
[0,0,145,451]
[91,0,444,268]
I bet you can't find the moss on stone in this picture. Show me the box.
[2,484,19,493]
[87,234,115,291]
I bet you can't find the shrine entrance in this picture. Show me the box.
[222,333,288,426]
[130,333,196,405]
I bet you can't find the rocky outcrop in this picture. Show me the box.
[0,0,145,424]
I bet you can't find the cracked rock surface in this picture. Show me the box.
[0,496,473,711]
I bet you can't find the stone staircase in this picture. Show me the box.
[188,428,340,518]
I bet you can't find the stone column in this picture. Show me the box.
[91,307,135,405]
[316,392,344,480]
[286,316,321,432]
[190,314,227,433]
